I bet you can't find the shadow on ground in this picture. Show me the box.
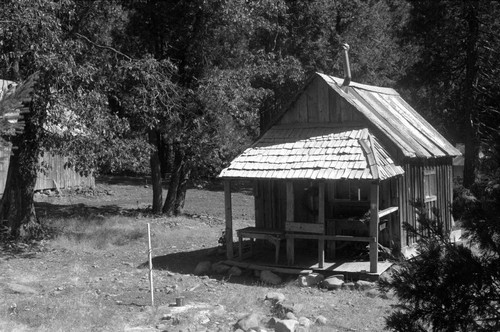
[97,175,157,186]
[140,248,265,285]
[141,247,221,275]
[36,202,150,220]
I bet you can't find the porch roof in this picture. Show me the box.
[219,125,404,181]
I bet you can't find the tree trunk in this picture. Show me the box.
[162,145,184,216]
[148,130,163,213]
[463,124,480,188]
[0,59,40,238]
[462,0,480,188]
[174,162,191,215]
[159,137,173,179]
[0,145,38,237]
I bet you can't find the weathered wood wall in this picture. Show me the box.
[254,180,287,230]
[379,177,400,247]
[398,159,454,248]
[278,77,364,125]
[0,151,95,194]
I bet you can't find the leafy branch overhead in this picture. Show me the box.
[0,72,38,145]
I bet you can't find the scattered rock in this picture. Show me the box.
[265,291,286,303]
[315,315,327,325]
[194,311,210,325]
[275,319,298,332]
[292,303,304,314]
[298,317,312,328]
[329,274,345,281]
[277,301,304,315]
[356,280,376,290]
[211,262,231,274]
[236,313,263,331]
[228,266,243,276]
[5,283,38,295]
[161,314,172,320]
[260,270,282,285]
[285,312,297,320]
[380,289,395,299]
[297,273,324,287]
[194,261,212,276]
[365,289,381,298]
[213,304,225,315]
[321,276,344,290]
[342,282,356,290]
[156,323,168,330]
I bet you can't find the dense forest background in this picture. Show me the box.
[0,0,498,228]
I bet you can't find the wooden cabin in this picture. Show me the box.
[219,72,460,274]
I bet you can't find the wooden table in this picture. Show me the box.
[236,227,285,264]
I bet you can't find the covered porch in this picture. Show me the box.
[223,178,397,276]
[219,127,404,277]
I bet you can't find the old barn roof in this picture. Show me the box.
[317,73,461,159]
[219,126,404,180]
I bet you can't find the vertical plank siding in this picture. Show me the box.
[400,159,454,249]
[318,80,329,122]
[35,153,95,191]
[278,77,362,126]
[0,152,95,194]
[254,180,286,231]
[307,79,319,122]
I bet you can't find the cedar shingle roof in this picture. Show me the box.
[219,126,404,180]
[318,74,461,158]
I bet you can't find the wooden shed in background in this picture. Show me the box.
[219,68,461,275]
[0,79,95,195]
[0,151,95,194]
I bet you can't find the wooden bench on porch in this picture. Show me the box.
[236,227,285,264]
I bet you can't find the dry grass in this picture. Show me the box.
[47,216,146,252]
[0,181,394,331]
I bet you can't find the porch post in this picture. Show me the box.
[318,181,325,268]
[224,180,233,260]
[286,181,294,265]
[370,181,380,273]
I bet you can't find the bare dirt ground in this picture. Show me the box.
[0,177,396,331]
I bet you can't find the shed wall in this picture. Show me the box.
[0,151,95,194]
[277,77,364,125]
[399,160,454,248]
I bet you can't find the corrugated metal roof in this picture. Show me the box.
[318,74,461,158]
[219,126,404,180]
